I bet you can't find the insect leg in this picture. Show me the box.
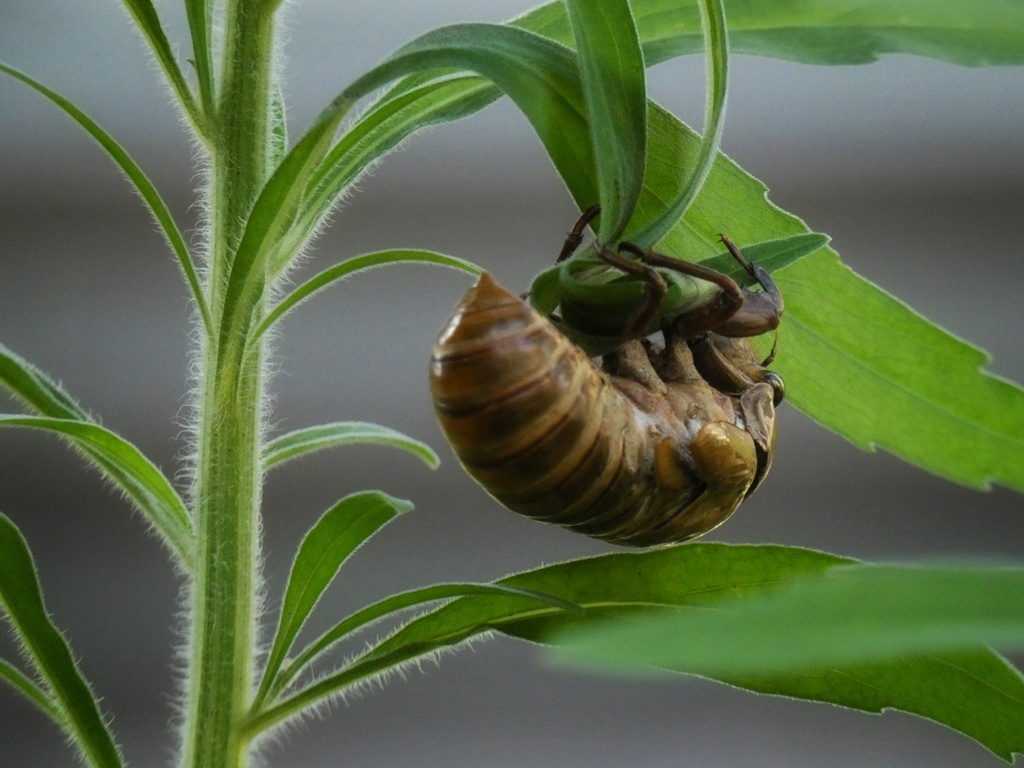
[761,331,779,367]
[619,242,744,340]
[720,235,783,307]
[595,244,668,339]
[609,339,667,394]
[689,333,786,407]
[688,334,758,395]
[556,204,602,263]
[713,235,785,337]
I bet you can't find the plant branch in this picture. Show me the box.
[178,2,277,767]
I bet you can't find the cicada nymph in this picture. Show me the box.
[429,209,785,546]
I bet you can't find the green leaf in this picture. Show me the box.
[527,262,563,316]
[624,0,728,248]
[181,0,214,116]
[269,81,288,169]
[254,492,412,711]
[516,0,1024,67]
[118,0,202,128]
[0,415,193,569]
[263,421,439,471]
[0,343,90,421]
[639,105,1024,491]
[341,23,582,134]
[248,545,846,731]
[565,0,646,242]
[780,254,1024,490]
[252,581,581,720]
[251,249,481,346]
[0,513,125,768]
[556,563,1024,669]
[366,544,854,648]
[269,545,1021,760]
[218,96,354,353]
[0,345,194,567]
[697,232,829,283]
[251,545,1024,760]
[553,563,1024,762]
[0,63,212,336]
[307,0,1024,245]
[292,77,502,259]
[0,657,64,725]
[333,23,598,223]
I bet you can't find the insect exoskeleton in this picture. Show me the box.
[429,270,781,547]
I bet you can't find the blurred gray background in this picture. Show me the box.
[1,1,1023,766]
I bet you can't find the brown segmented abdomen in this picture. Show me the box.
[430,274,639,519]
[429,273,770,546]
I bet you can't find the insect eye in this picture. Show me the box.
[766,371,785,407]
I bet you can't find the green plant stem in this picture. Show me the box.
[180,3,276,767]
[184,347,264,768]
[208,2,276,289]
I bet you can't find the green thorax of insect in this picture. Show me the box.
[527,205,827,357]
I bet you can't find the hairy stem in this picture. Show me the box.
[182,350,264,768]
[180,3,276,767]
[207,3,276,292]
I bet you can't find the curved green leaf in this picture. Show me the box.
[0,657,64,725]
[307,0,1024,256]
[303,0,1024,257]
[565,0,646,242]
[288,78,502,263]
[517,0,1024,67]
[263,421,439,471]
[0,345,194,567]
[0,343,90,421]
[118,0,203,128]
[554,564,1024,762]
[624,0,728,247]
[254,492,412,710]
[252,249,481,346]
[0,63,212,336]
[0,416,193,569]
[254,581,581,718]
[0,513,124,768]
[339,22,598,204]
[287,20,610,280]
[181,0,214,116]
[326,0,1024,210]
[218,95,354,355]
[341,23,583,136]
[698,232,829,282]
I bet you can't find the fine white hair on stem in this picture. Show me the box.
[249,631,496,763]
